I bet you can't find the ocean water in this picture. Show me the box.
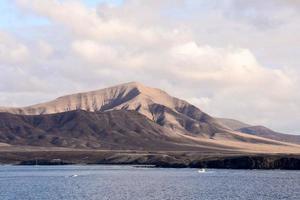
[0,165,299,200]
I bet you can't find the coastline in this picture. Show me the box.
[0,150,299,169]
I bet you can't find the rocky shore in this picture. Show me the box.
[0,150,299,170]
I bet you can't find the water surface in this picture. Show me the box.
[0,165,299,200]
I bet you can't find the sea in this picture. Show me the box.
[0,165,299,200]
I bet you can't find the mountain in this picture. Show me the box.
[218,118,300,145]
[0,110,214,151]
[0,82,229,138]
[0,82,299,153]
[0,110,299,153]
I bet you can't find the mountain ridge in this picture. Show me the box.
[0,82,299,151]
[0,110,299,153]
[218,118,300,145]
[238,126,300,145]
[0,82,229,139]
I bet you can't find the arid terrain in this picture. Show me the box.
[0,82,299,168]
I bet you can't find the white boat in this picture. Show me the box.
[198,169,206,173]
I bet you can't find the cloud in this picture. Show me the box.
[72,40,117,63]
[36,40,54,58]
[0,0,299,134]
[0,31,30,64]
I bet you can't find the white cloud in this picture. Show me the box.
[37,40,54,58]
[0,0,299,134]
[72,40,117,63]
[0,31,30,64]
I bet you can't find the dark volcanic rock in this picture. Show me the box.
[19,159,73,165]
[188,156,300,170]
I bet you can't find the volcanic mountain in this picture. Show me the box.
[0,82,299,153]
[0,82,228,138]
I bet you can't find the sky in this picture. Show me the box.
[0,0,300,134]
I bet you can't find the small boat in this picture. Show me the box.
[71,174,78,177]
[198,169,206,173]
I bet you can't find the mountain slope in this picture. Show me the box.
[217,118,251,130]
[0,110,244,151]
[238,126,300,145]
[218,118,300,145]
[0,110,187,150]
[0,82,229,138]
[0,110,299,153]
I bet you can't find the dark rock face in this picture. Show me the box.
[148,156,300,170]
[19,159,73,165]
[2,150,298,170]
[188,156,300,170]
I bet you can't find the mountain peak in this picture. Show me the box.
[107,81,144,90]
[122,81,145,87]
[0,81,169,114]
[0,81,230,138]
[114,81,167,95]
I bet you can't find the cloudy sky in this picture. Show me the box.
[0,0,299,134]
